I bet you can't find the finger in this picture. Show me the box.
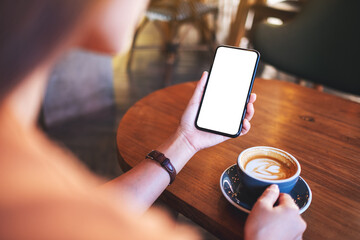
[278,193,299,209]
[245,103,254,121]
[248,93,257,104]
[256,184,280,209]
[240,119,250,135]
[189,71,208,104]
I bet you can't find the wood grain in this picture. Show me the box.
[117,78,360,240]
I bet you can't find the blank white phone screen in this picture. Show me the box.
[197,47,258,136]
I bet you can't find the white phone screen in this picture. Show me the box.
[196,46,259,137]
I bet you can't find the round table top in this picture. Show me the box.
[117,78,360,240]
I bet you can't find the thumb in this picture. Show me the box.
[256,184,280,209]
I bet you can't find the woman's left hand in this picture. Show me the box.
[177,71,257,153]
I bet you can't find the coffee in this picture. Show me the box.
[239,147,298,181]
[238,146,301,194]
[244,155,297,180]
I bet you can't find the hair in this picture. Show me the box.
[0,0,98,100]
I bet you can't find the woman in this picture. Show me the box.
[0,0,306,239]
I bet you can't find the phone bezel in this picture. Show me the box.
[194,45,260,138]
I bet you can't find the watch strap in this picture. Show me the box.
[146,150,176,185]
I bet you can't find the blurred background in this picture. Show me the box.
[41,1,359,238]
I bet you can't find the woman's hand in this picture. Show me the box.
[177,71,257,152]
[114,71,256,210]
[244,185,307,240]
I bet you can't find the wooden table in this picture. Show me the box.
[116,79,360,240]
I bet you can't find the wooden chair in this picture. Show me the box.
[227,0,305,47]
[127,0,218,70]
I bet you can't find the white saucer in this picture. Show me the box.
[220,164,312,214]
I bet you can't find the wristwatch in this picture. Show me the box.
[146,150,176,185]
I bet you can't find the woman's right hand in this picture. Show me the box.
[244,185,307,240]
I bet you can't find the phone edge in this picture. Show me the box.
[194,45,260,138]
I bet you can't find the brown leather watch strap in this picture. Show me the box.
[146,150,176,185]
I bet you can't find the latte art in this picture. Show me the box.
[244,157,296,180]
[238,147,301,195]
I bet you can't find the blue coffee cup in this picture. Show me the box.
[237,146,301,196]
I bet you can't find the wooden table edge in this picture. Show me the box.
[116,147,239,239]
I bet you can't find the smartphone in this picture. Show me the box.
[195,46,260,138]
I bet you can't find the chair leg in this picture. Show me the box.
[154,21,180,85]
[209,11,219,52]
[127,18,149,71]
[164,58,174,86]
[194,13,218,55]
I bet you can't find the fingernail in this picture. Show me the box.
[269,184,279,190]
